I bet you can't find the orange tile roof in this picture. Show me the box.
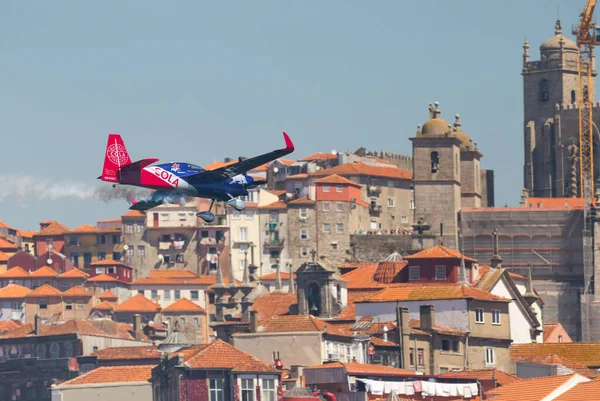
[341,263,389,290]
[132,277,187,286]
[122,210,145,218]
[0,251,9,262]
[364,283,510,303]
[97,218,121,223]
[369,337,398,347]
[99,289,119,300]
[0,221,13,229]
[37,220,69,236]
[250,293,297,322]
[285,173,309,180]
[525,197,587,209]
[114,294,161,313]
[257,314,353,337]
[258,201,288,210]
[554,380,600,400]
[0,238,18,250]
[58,268,88,279]
[0,283,30,299]
[303,362,413,377]
[277,159,296,166]
[90,345,159,360]
[42,319,150,341]
[404,245,477,262]
[437,368,521,386]
[409,319,466,336]
[300,152,338,161]
[0,266,30,279]
[162,298,205,313]
[86,273,120,282]
[90,259,131,267]
[61,286,92,297]
[314,174,361,187]
[17,230,35,239]
[511,343,600,368]
[148,269,199,279]
[24,284,62,297]
[69,224,97,233]
[310,162,412,180]
[29,266,58,278]
[287,196,315,205]
[485,373,588,401]
[0,319,23,333]
[259,272,295,280]
[512,354,598,378]
[92,301,115,311]
[204,159,238,170]
[543,322,572,343]
[183,339,280,372]
[58,365,153,386]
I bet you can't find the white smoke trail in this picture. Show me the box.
[0,175,151,204]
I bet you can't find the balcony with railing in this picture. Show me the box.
[264,238,285,249]
[369,204,382,215]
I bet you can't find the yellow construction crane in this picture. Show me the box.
[574,0,597,300]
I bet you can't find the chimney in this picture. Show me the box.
[34,313,42,335]
[250,310,258,333]
[419,305,434,331]
[133,313,142,341]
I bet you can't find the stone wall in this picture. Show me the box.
[350,235,414,262]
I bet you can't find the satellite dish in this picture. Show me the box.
[123,245,129,250]
[315,166,321,171]
[46,258,53,265]
[273,167,279,173]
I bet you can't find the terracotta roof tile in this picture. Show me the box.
[409,319,466,336]
[510,343,600,368]
[90,260,131,267]
[29,266,58,278]
[0,319,149,341]
[0,221,13,229]
[257,314,353,337]
[0,319,23,333]
[310,162,412,180]
[303,362,413,376]
[437,368,521,386]
[485,373,588,401]
[0,266,30,279]
[0,283,31,299]
[512,354,598,378]
[404,245,477,262]
[369,336,398,347]
[123,210,145,218]
[363,283,510,303]
[58,365,153,386]
[0,238,18,250]
[114,294,161,313]
[69,224,98,233]
[0,251,9,262]
[250,293,297,322]
[554,380,600,400]
[24,284,62,297]
[285,173,309,180]
[314,174,361,187]
[258,201,288,210]
[61,286,92,297]
[183,339,280,372]
[92,301,115,311]
[525,197,586,209]
[287,196,315,205]
[99,290,119,300]
[259,272,295,281]
[17,230,35,238]
[340,264,384,289]
[299,152,338,161]
[162,298,205,313]
[37,220,69,236]
[148,270,199,279]
[58,268,88,279]
[87,273,120,283]
[90,345,159,361]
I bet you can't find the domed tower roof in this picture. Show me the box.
[540,20,578,59]
[373,252,406,284]
[418,102,473,149]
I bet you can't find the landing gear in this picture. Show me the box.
[197,199,216,223]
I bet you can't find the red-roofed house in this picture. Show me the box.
[6,250,36,272]
[64,224,122,270]
[33,220,69,255]
[544,322,572,343]
[113,294,161,324]
[161,298,207,344]
[151,339,282,401]
[88,260,133,283]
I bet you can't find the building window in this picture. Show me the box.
[331,242,338,250]
[241,378,254,401]
[39,298,48,309]
[65,301,73,310]
[136,224,143,233]
[138,290,145,296]
[323,185,330,192]
[417,348,425,366]
[300,229,308,240]
[452,340,460,353]
[486,348,495,365]
[209,378,223,401]
[440,367,449,374]
[435,266,446,280]
[322,202,330,211]
[176,254,184,263]
[336,185,343,192]
[164,290,171,301]
[97,252,106,261]
[180,317,185,325]
[36,344,46,358]
[11,302,20,310]
[410,200,415,210]
[262,379,276,401]
[125,224,133,233]
[191,290,199,301]
[323,223,330,233]
[431,151,440,173]
[112,235,121,244]
[540,79,549,101]
[336,202,343,212]
[492,309,501,325]
[301,247,308,257]
[336,223,344,233]
[475,308,484,324]
[137,246,145,256]
[387,198,395,207]
[64,342,73,358]
[299,208,308,219]
[231,211,240,220]
[174,290,181,300]
[442,339,450,351]
[401,216,407,224]
[151,290,158,300]
[76,301,84,310]
[194,317,199,325]
[209,293,215,304]
[239,227,248,242]
[70,254,79,267]
[160,213,169,222]
[409,348,414,366]
[245,210,254,219]
[558,335,563,343]
[571,90,576,103]
[409,266,420,281]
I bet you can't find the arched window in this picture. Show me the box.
[35,344,46,358]
[307,283,321,317]
[64,342,73,358]
[49,343,59,359]
[431,152,440,173]
[540,79,549,101]
[571,90,576,103]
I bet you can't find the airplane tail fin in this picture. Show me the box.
[100,133,133,183]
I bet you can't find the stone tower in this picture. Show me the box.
[410,102,463,249]
[522,20,596,197]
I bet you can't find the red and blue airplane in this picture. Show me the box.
[99,132,295,222]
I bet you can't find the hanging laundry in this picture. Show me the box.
[464,386,472,398]
[442,383,450,395]
[449,383,458,397]
[435,382,444,396]
[395,382,405,395]
[420,381,430,396]
[383,382,393,394]
[469,383,479,395]
[413,381,422,393]
[405,382,415,395]
[370,381,384,395]
[457,383,464,396]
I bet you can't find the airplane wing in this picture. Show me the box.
[187,132,295,183]
[129,200,163,211]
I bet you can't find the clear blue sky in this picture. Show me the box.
[0,0,587,230]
